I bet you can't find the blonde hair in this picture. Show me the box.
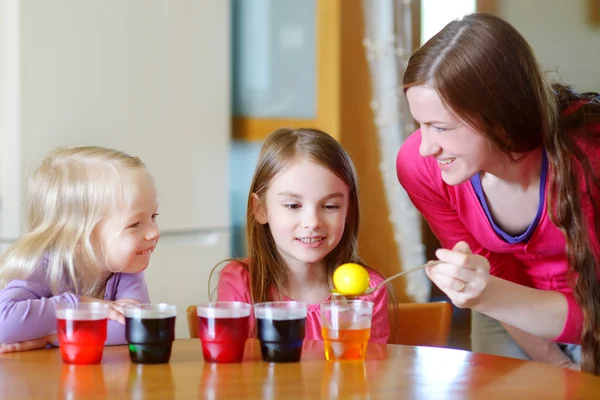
[0,146,152,296]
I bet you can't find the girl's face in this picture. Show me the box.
[405,85,501,185]
[96,175,160,274]
[253,158,349,271]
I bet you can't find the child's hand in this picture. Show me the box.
[108,299,141,324]
[0,334,57,353]
[427,241,491,308]
[79,296,140,324]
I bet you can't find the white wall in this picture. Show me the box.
[0,0,232,338]
[498,0,600,92]
[1,0,231,239]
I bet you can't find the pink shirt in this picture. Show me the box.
[217,262,390,344]
[396,129,600,344]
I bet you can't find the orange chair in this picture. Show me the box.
[388,301,453,347]
[187,305,199,338]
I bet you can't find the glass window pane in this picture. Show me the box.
[232,0,316,118]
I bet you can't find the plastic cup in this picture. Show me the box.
[254,301,307,363]
[196,301,252,363]
[320,300,373,361]
[124,303,177,364]
[55,302,110,364]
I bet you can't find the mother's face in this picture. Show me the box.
[406,85,500,185]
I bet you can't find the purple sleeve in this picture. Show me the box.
[0,271,79,344]
[104,272,150,346]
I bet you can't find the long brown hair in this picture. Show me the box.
[245,128,364,301]
[209,128,397,340]
[403,13,600,373]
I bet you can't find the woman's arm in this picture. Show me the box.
[432,243,575,342]
[501,322,577,369]
[475,274,570,340]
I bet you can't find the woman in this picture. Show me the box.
[397,13,600,373]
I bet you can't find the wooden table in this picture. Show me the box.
[2,339,600,399]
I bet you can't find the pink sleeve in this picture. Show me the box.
[554,140,600,344]
[216,262,253,304]
[553,292,583,344]
[364,269,389,344]
[216,262,254,337]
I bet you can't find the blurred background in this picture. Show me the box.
[1,0,599,341]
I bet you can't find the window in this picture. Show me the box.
[421,0,476,45]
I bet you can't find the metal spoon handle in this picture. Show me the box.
[369,260,440,294]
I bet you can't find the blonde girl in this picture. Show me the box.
[0,146,160,352]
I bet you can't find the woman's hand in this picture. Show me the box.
[0,334,57,354]
[79,296,140,324]
[426,241,491,308]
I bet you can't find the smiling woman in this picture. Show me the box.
[397,13,600,374]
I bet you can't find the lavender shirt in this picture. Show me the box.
[0,266,150,345]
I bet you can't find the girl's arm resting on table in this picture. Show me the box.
[0,279,78,344]
[0,334,57,353]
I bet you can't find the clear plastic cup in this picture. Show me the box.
[320,300,374,361]
[196,301,252,363]
[124,303,177,364]
[55,302,110,364]
[254,301,307,363]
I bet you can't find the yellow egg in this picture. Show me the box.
[333,263,370,296]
